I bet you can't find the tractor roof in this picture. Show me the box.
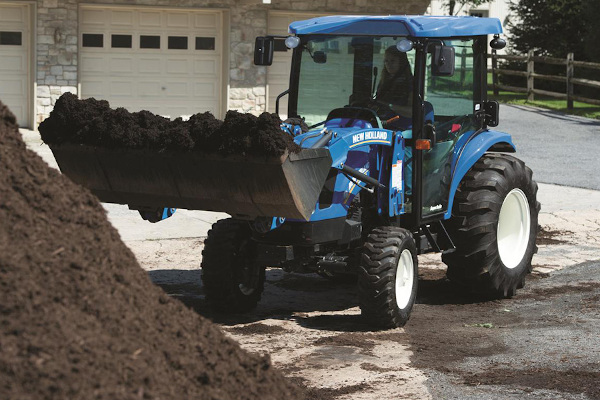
[288,15,502,37]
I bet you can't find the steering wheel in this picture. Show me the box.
[349,98,399,125]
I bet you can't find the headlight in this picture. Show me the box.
[396,39,414,52]
[285,36,301,49]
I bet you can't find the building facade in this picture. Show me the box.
[426,0,512,28]
[0,0,430,128]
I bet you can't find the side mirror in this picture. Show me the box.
[430,44,455,76]
[313,50,327,64]
[490,35,506,50]
[484,101,500,127]
[254,37,274,66]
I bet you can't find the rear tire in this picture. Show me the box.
[201,219,265,313]
[442,154,540,297]
[358,227,418,328]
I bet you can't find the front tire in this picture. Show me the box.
[201,219,265,313]
[358,227,418,328]
[442,154,540,297]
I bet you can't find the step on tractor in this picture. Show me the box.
[51,15,540,328]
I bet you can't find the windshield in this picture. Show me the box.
[296,36,416,127]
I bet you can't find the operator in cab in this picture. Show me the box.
[374,45,414,130]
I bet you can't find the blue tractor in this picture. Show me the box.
[203,15,539,328]
[51,16,539,328]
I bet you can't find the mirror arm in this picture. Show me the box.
[275,89,290,116]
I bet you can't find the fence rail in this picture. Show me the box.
[489,51,600,108]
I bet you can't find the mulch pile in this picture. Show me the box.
[0,101,304,399]
[39,93,301,157]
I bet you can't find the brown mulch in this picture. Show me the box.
[536,226,572,245]
[0,101,304,399]
[38,93,301,156]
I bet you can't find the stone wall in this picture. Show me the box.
[23,0,430,124]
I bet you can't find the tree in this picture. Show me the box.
[443,0,492,16]
[582,0,600,62]
[503,0,599,97]
[507,0,592,61]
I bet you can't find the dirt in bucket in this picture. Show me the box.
[0,101,305,399]
[38,93,301,157]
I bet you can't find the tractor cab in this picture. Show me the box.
[256,15,503,228]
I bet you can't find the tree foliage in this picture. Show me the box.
[582,0,600,62]
[501,0,600,98]
[508,0,599,62]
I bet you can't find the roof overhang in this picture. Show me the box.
[288,15,503,37]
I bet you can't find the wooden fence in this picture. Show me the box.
[490,50,600,108]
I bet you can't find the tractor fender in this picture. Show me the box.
[444,130,516,220]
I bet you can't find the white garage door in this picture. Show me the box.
[80,5,225,119]
[0,2,32,127]
[267,12,327,120]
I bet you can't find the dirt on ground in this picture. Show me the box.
[38,93,300,156]
[536,225,573,245]
[138,235,600,400]
[0,101,304,399]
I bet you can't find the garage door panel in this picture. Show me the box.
[0,6,26,24]
[109,57,134,73]
[165,82,190,97]
[138,58,162,73]
[138,82,161,96]
[167,13,190,28]
[82,80,106,97]
[81,6,222,117]
[111,10,134,26]
[109,81,133,96]
[194,59,217,75]
[81,9,106,26]
[195,82,217,97]
[81,56,105,72]
[194,14,218,29]
[139,12,162,28]
[271,59,290,76]
[166,59,190,74]
[0,54,26,71]
[0,3,31,126]
[0,80,26,96]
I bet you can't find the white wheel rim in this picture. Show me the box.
[395,249,415,309]
[497,188,531,269]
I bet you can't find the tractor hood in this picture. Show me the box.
[294,125,394,169]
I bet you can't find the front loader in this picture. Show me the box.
[51,15,539,328]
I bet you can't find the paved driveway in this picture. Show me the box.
[498,104,600,190]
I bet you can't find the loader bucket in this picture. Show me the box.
[49,145,332,221]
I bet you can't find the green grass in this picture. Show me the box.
[488,91,600,120]
[486,73,600,120]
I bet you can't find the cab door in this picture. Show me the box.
[420,37,485,219]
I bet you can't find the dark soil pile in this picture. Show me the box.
[0,101,304,399]
[39,93,301,157]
